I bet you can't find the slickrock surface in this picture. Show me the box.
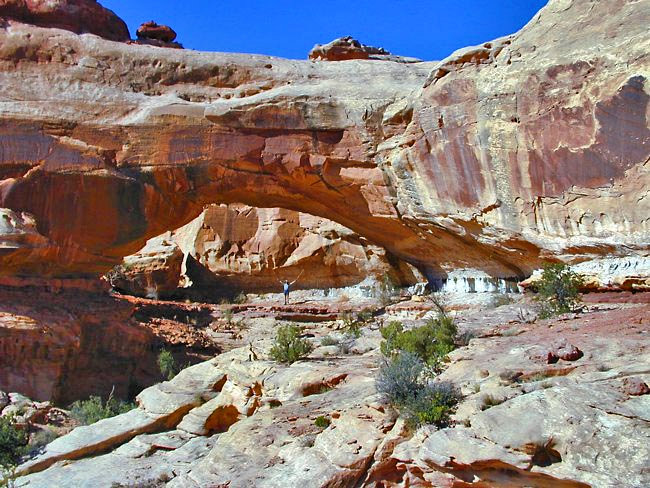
[0,0,647,283]
[0,0,129,41]
[14,294,650,487]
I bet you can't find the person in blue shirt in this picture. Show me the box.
[279,270,303,305]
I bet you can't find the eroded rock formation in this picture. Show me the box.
[0,284,220,403]
[134,20,183,49]
[1,0,647,286]
[0,0,129,41]
[308,35,419,63]
[137,21,176,43]
[112,204,425,297]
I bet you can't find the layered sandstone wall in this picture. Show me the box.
[0,0,647,285]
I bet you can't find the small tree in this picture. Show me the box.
[69,389,134,426]
[157,349,178,380]
[270,324,313,364]
[380,315,457,372]
[0,415,27,470]
[535,263,583,318]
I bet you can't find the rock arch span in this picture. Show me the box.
[1,0,649,283]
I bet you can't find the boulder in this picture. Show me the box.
[106,234,184,299]
[546,340,583,364]
[136,21,176,42]
[623,377,650,397]
[0,0,130,41]
[133,20,183,48]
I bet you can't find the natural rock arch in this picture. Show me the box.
[1,0,649,282]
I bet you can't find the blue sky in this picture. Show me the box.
[101,1,548,60]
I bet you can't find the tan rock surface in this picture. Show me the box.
[0,0,647,283]
[14,294,650,487]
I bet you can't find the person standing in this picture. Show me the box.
[279,270,303,305]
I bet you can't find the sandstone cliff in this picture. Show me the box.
[1,0,647,285]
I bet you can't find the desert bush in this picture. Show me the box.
[320,336,339,347]
[340,312,362,338]
[376,352,425,405]
[233,292,248,304]
[376,352,460,428]
[534,263,583,318]
[480,394,505,411]
[488,293,514,308]
[269,324,313,364]
[380,315,457,371]
[222,308,234,325]
[0,415,27,469]
[340,308,374,338]
[400,381,461,428]
[157,349,178,380]
[337,333,357,355]
[25,428,59,458]
[69,391,134,426]
[314,416,331,428]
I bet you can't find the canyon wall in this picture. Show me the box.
[0,0,648,286]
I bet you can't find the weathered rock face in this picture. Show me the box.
[114,204,424,296]
[0,0,129,41]
[0,0,648,285]
[0,285,220,403]
[308,36,419,63]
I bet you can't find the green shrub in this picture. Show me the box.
[314,416,331,428]
[375,352,460,428]
[534,263,583,318]
[233,292,248,304]
[270,324,313,364]
[380,315,457,372]
[69,391,134,426]
[157,348,178,380]
[222,308,234,326]
[320,336,339,346]
[0,415,27,469]
[400,382,461,428]
[340,308,374,338]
